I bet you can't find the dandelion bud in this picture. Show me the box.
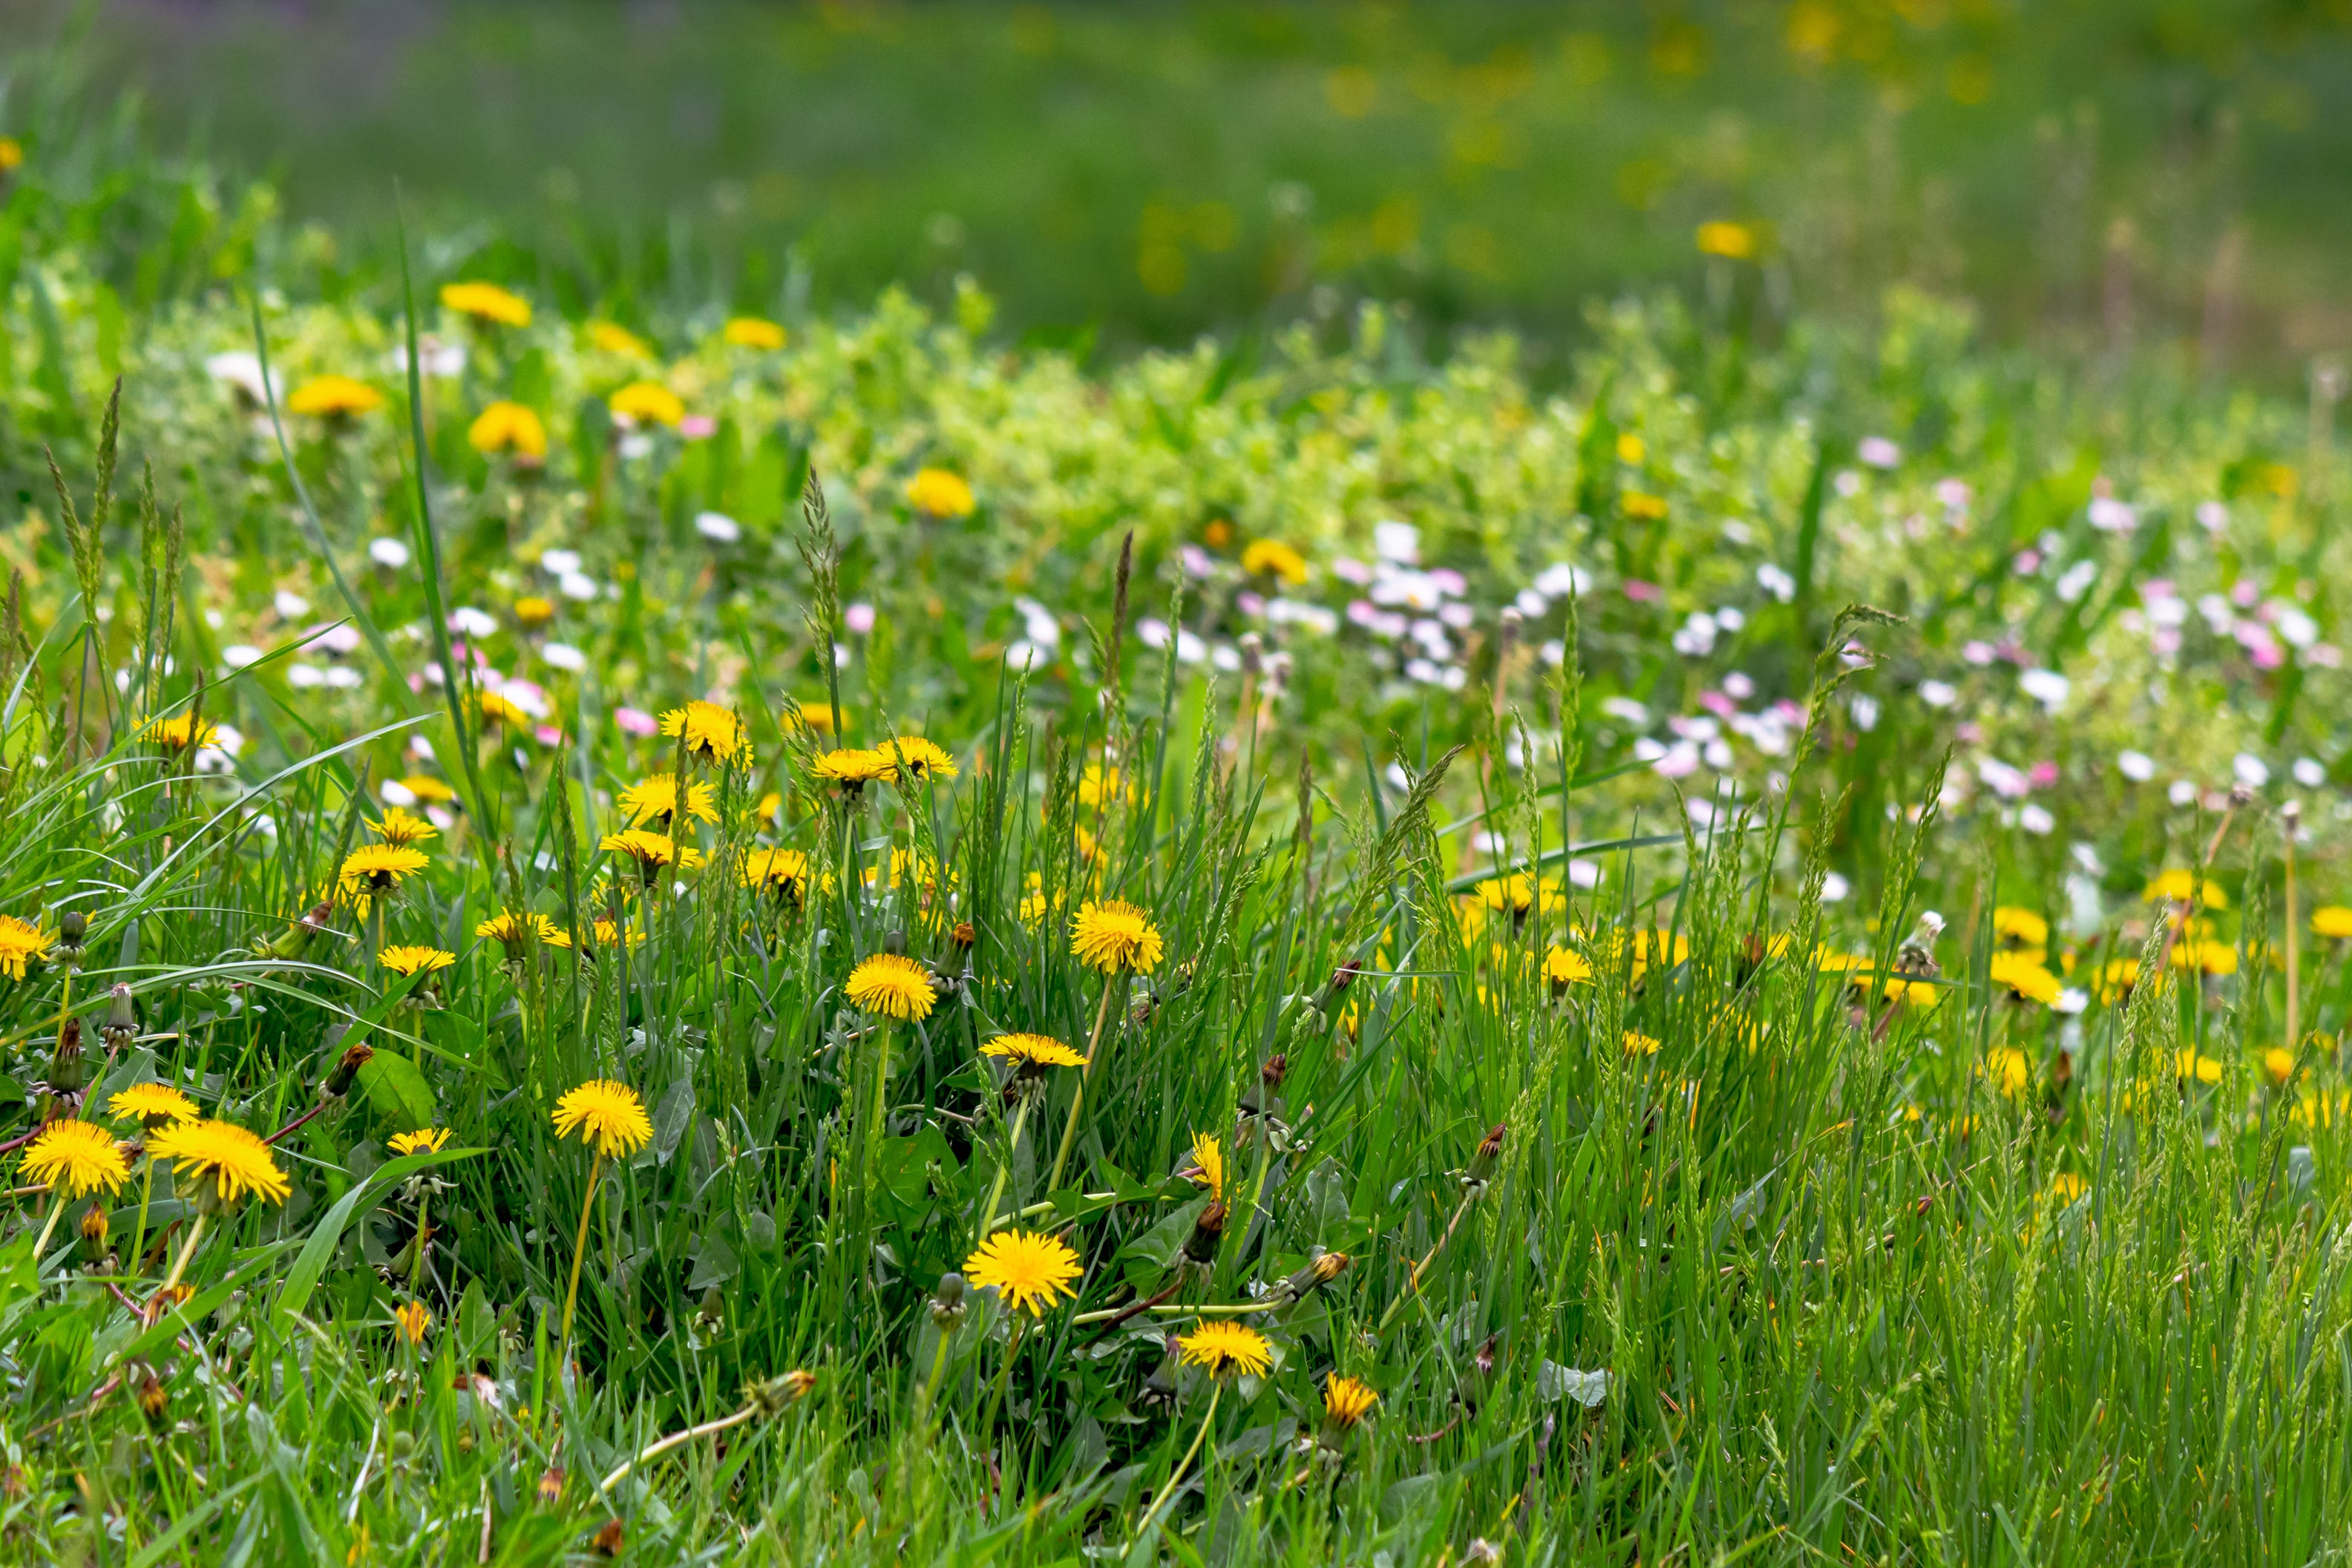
[698,1285,724,1331]
[747,1368,816,1414]
[1182,1201,1228,1264]
[56,910,88,960]
[260,902,335,961]
[1261,1053,1288,1092]
[102,984,138,1053]
[951,920,976,951]
[134,1364,168,1423]
[80,1203,110,1257]
[1464,1123,1506,1189]
[1142,1333,1182,1408]
[48,1016,85,1096]
[1330,958,1363,993]
[882,928,907,957]
[592,1519,626,1558]
[537,1467,566,1506]
[1496,606,1521,660]
[930,1271,968,1330]
[1281,1247,1350,1301]
[1239,632,1265,677]
[324,1040,375,1100]
[781,1368,818,1401]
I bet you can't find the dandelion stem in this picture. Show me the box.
[1045,972,1119,1195]
[1135,1379,1222,1540]
[977,1313,1028,1457]
[160,1210,208,1295]
[129,1158,155,1269]
[30,1193,65,1264]
[1072,1296,1283,1326]
[974,1094,1032,1240]
[596,1401,759,1495]
[559,1152,603,1362]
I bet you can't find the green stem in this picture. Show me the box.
[1135,1380,1223,1539]
[160,1210,209,1295]
[1045,974,1120,1195]
[975,1094,1032,1240]
[30,1193,65,1267]
[129,1158,155,1276]
[558,1153,604,1365]
[977,1313,1028,1457]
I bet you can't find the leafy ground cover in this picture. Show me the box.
[1,41,2352,1568]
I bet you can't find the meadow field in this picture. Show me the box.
[1,4,2351,1564]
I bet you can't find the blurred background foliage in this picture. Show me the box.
[7,0,2351,382]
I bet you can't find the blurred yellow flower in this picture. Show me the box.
[1622,1030,1660,1056]
[1696,220,1758,260]
[2143,869,2225,909]
[1623,492,1669,521]
[2169,938,2238,977]
[1239,538,1309,584]
[469,401,548,460]
[1982,1046,2031,1097]
[141,713,219,751]
[2175,1050,2222,1085]
[601,829,705,873]
[286,375,383,417]
[1991,907,2048,948]
[514,594,556,627]
[610,381,686,427]
[393,1299,431,1345]
[724,316,787,350]
[907,467,976,517]
[1987,950,2060,1006]
[2048,1172,2087,1204]
[2313,905,2352,939]
[0,137,20,173]
[2262,1047,2296,1085]
[368,807,437,847]
[1543,945,1592,990]
[589,321,652,358]
[441,281,532,327]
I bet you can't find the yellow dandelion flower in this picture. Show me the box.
[368,807,438,847]
[844,953,936,1022]
[399,775,456,804]
[140,713,219,751]
[108,1082,199,1129]
[21,1120,131,1198]
[2175,1049,2224,1085]
[393,1299,431,1345]
[659,701,750,764]
[1696,220,1758,259]
[812,747,894,790]
[2313,905,2352,940]
[601,829,705,873]
[440,281,531,327]
[2263,1047,2297,1086]
[0,137,19,174]
[588,321,651,358]
[609,381,685,427]
[878,735,958,780]
[1177,1321,1271,1379]
[724,316,787,350]
[551,1079,653,1158]
[981,1033,1089,1072]
[1617,432,1646,464]
[618,773,719,828]
[906,467,976,518]
[148,1118,291,1207]
[793,699,836,734]
[1623,492,1669,521]
[475,911,572,953]
[338,844,430,911]
[2170,938,2238,977]
[1323,1374,1378,1428]
[379,945,456,977]
[1991,907,2049,948]
[1184,1132,1226,1203]
[1981,1046,2032,1098]
[468,400,548,459]
[2143,869,2226,909]
[1986,949,2061,1006]
[1239,538,1309,585]
[388,1127,453,1157]
[1070,899,1164,975]
[286,375,383,417]
[2048,1171,2088,1205]
[962,1228,1081,1316]
[1078,764,1130,808]
[514,594,556,627]
[0,914,56,980]
[1622,1030,1661,1056]
[742,847,813,905]
[1543,945,1592,990]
